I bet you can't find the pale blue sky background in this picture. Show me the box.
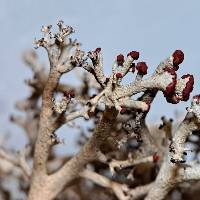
[0,0,200,153]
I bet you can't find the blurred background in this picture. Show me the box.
[0,0,200,153]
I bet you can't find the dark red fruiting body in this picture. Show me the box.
[163,67,177,97]
[116,73,123,79]
[127,51,140,60]
[165,80,177,96]
[116,54,124,66]
[95,47,101,53]
[172,50,184,66]
[153,153,160,163]
[181,74,194,101]
[64,91,70,98]
[136,62,148,75]
[173,65,179,71]
[120,107,127,114]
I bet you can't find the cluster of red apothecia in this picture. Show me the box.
[64,48,194,114]
[153,152,160,163]
[118,50,194,114]
[116,51,147,78]
[163,50,194,104]
[87,47,102,64]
